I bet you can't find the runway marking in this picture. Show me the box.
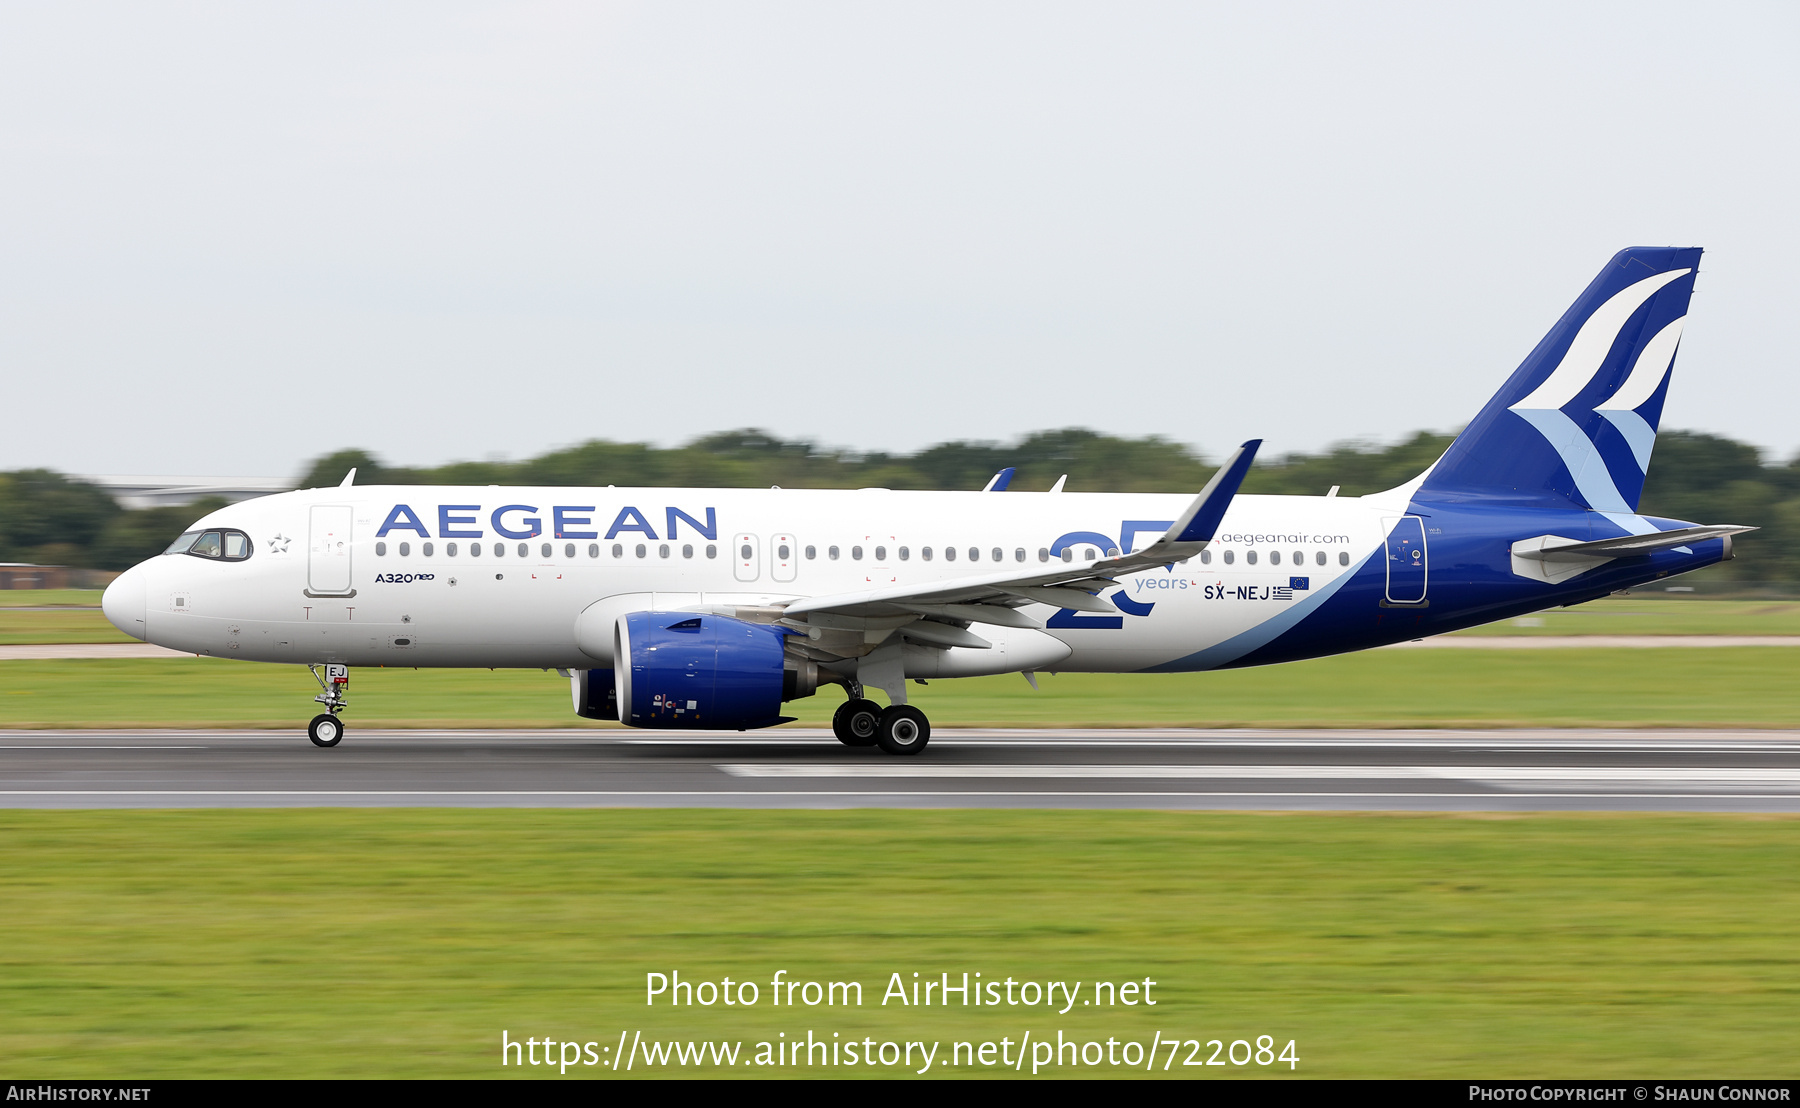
[716,764,1800,789]
[2,790,1800,803]
[0,745,208,750]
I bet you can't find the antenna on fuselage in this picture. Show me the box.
[1048,474,1068,493]
[339,468,357,488]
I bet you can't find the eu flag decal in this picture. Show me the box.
[1290,577,1310,590]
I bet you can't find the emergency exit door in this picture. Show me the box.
[1382,515,1427,604]
[308,505,354,595]
[733,533,760,582]
[770,533,797,582]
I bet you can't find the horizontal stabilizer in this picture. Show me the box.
[1512,524,1755,561]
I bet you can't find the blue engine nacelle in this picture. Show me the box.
[612,612,802,730]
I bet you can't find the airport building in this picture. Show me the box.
[0,563,80,589]
[74,475,296,510]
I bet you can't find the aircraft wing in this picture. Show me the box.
[781,440,1261,630]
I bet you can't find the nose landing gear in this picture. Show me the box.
[307,664,349,748]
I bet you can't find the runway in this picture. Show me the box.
[3,727,1800,812]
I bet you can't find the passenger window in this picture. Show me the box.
[1315,550,1325,566]
[1015,548,1025,562]
[659,544,670,559]
[612,543,623,558]
[874,546,886,561]
[1083,547,1097,561]
[1060,549,1072,563]
[922,547,933,561]
[968,547,980,562]
[1200,549,1211,564]
[705,544,717,559]
[375,541,388,557]
[189,532,223,558]
[422,542,434,557]
[541,543,552,558]
[399,542,411,557]
[447,542,458,557]
[992,547,1003,562]
[564,543,575,559]
[1038,548,1049,562]
[164,531,202,555]
[1270,550,1280,565]
[1293,550,1303,565]
[805,545,816,560]
[636,544,648,559]
[898,546,910,561]
[1339,551,1350,566]
[225,533,250,559]
[851,546,864,561]
[1223,550,1235,565]
[944,547,956,562]
[588,544,599,558]
[778,544,791,560]
[828,546,840,560]
[471,543,483,557]
[739,543,752,561]
[518,543,529,558]
[682,544,693,559]
[1246,550,1258,565]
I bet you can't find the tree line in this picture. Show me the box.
[3,428,1796,589]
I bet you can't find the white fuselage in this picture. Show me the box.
[104,484,1388,675]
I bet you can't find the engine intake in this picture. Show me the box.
[614,612,800,730]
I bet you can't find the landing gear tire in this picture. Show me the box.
[876,705,930,756]
[308,713,345,748]
[833,698,882,747]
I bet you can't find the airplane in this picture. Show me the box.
[100,247,1752,755]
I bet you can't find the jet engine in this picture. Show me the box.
[610,612,815,730]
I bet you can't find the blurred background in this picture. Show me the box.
[0,2,1795,586]
[0,4,1795,476]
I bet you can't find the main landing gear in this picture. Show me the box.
[832,692,931,756]
[307,664,349,748]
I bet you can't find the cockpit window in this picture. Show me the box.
[170,529,253,562]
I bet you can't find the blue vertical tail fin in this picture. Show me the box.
[1415,247,1701,512]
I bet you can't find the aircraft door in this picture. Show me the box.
[733,533,760,582]
[308,505,354,595]
[1382,516,1427,604]
[771,533,796,582]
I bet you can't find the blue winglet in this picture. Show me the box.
[984,467,1016,492]
[1173,440,1261,543]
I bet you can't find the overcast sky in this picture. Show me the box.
[1,1,1795,479]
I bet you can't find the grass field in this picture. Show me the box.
[0,589,106,608]
[0,608,136,644]
[1450,597,1800,636]
[4,594,1800,644]
[2,809,1796,1078]
[3,647,1797,729]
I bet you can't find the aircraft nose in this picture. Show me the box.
[102,563,149,641]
